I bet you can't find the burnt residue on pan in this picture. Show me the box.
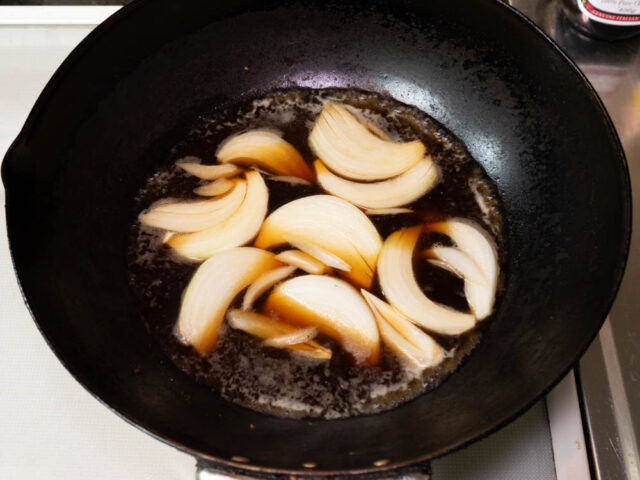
[128,88,505,419]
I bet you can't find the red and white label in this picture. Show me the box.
[578,0,640,25]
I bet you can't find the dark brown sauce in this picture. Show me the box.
[128,88,504,419]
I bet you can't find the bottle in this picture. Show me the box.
[561,0,640,40]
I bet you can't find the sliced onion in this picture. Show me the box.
[361,291,440,353]
[193,178,235,197]
[308,102,425,180]
[227,310,331,360]
[177,159,241,180]
[254,195,382,289]
[472,184,491,217]
[364,207,413,216]
[426,219,498,320]
[217,130,315,182]
[314,157,438,209]
[167,171,268,260]
[377,226,475,335]
[423,246,487,285]
[426,258,456,274]
[286,343,332,360]
[266,175,312,186]
[263,275,380,364]
[242,265,297,310]
[139,180,246,232]
[361,291,444,370]
[365,121,391,141]
[149,180,243,215]
[227,309,290,337]
[177,248,281,355]
[263,327,318,347]
[275,250,329,275]
[284,237,351,272]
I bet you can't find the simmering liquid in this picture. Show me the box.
[128,88,504,419]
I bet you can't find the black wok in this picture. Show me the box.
[2,0,631,477]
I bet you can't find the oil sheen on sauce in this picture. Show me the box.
[128,88,504,419]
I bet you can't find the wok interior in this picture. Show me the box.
[3,0,629,474]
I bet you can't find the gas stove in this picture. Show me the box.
[0,3,637,479]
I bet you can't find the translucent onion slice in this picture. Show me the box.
[177,159,241,180]
[149,180,243,215]
[275,250,329,275]
[426,220,498,320]
[227,310,331,360]
[263,275,380,364]
[426,259,456,274]
[314,157,438,209]
[167,171,268,260]
[423,246,487,285]
[284,237,351,272]
[308,102,425,180]
[266,175,312,186]
[139,180,246,232]
[177,248,282,355]
[217,130,315,182]
[242,265,297,310]
[365,207,413,216]
[193,178,235,197]
[377,226,475,335]
[254,195,382,289]
[263,327,318,347]
[228,309,289,337]
[365,121,391,141]
[361,291,444,370]
[361,291,442,354]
